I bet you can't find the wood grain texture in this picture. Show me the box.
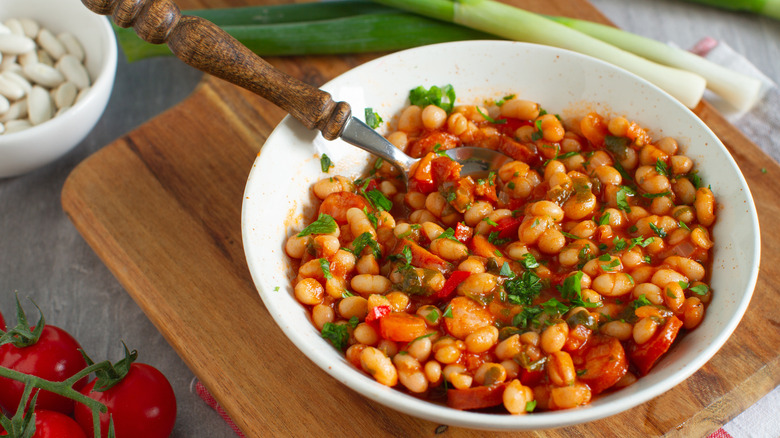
[62,0,779,436]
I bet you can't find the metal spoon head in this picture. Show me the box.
[338,117,513,187]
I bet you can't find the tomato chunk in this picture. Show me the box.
[447,383,508,411]
[365,305,392,324]
[627,316,684,376]
[435,271,471,300]
[379,313,427,342]
[574,335,628,395]
[397,239,453,275]
[408,131,461,158]
[318,192,369,225]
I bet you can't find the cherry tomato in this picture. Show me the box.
[0,325,87,415]
[0,410,86,437]
[74,363,177,438]
[0,310,5,331]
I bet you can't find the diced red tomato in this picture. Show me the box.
[519,368,545,387]
[492,216,522,240]
[318,192,370,225]
[408,131,461,158]
[628,316,684,376]
[497,136,538,164]
[396,239,453,275]
[447,383,508,411]
[495,117,534,136]
[435,271,472,300]
[410,153,435,194]
[431,156,462,185]
[453,222,473,244]
[365,305,392,324]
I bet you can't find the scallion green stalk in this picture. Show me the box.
[682,0,780,19]
[114,10,493,62]
[373,0,707,108]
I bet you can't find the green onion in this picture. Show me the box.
[374,0,707,108]
[545,15,763,112]
[114,5,493,62]
[681,0,780,19]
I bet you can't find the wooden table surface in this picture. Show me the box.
[1,1,779,437]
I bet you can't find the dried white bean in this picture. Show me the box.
[18,19,40,39]
[0,122,4,135]
[76,86,90,103]
[4,19,25,36]
[28,85,53,125]
[56,55,89,89]
[0,55,17,70]
[0,95,8,114]
[53,81,77,109]
[0,23,12,35]
[18,50,38,67]
[37,49,53,67]
[0,74,25,100]
[0,100,27,123]
[2,71,32,95]
[55,106,70,117]
[4,119,31,134]
[36,29,66,60]
[0,33,36,54]
[57,33,85,62]
[23,62,65,88]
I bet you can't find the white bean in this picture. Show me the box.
[0,74,25,100]
[4,19,25,36]
[28,85,53,125]
[4,119,31,134]
[36,29,66,60]
[57,33,85,62]
[23,62,65,88]
[53,82,77,109]
[2,71,32,95]
[0,95,8,114]
[18,19,40,39]
[0,33,35,54]
[56,54,90,89]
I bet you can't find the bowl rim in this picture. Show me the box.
[242,40,760,430]
[0,7,117,146]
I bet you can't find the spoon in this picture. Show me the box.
[80,0,513,183]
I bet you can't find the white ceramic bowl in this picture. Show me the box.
[0,0,117,178]
[242,41,760,430]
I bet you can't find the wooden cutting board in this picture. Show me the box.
[62,1,779,436]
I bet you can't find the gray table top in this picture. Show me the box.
[1,1,777,436]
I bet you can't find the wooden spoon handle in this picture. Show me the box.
[81,0,351,140]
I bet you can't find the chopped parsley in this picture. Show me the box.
[525,400,537,412]
[504,270,542,306]
[655,159,670,177]
[409,84,456,113]
[519,253,540,270]
[442,304,453,318]
[320,154,334,173]
[615,186,636,213]
[476,106,507,124]
[649,223,667,238]
[679,221,691,231]
[597,212,611,226]
[604,136,630,160]
[364,189,392,212]
[641,191,671,199]
[494,94,516,106]
[363,207,378,229]
[321,322,349,350]
[319,258,333,280]
[531,119,544,141]
[297,213,337,237]
[364,107,383,129]
[689,284,710,296]
[499,262,514,277]
[351,232,382,259]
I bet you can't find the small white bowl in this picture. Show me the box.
[242,41,760,430]
[0,0,117,178]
